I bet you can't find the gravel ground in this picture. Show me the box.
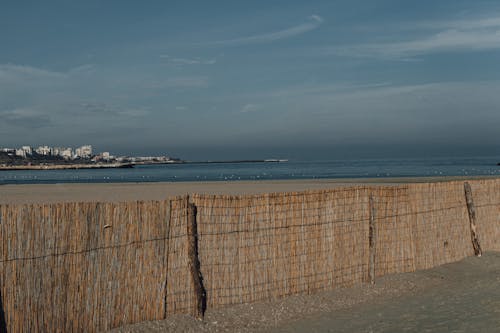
[109,252,500,333]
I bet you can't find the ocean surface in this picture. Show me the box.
[0,157,499,185]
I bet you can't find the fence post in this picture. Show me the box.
[464,182,482,257]
[186,198,206,319]
[368,193,376,284]
[0,207,3,332]
[163,199,172,319]
[0,289,6,333]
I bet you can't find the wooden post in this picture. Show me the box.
[186,199,207,319]
[163,199,172,319]
[0,289,6,333]
[464,182,482,257]
[368,194,376,284]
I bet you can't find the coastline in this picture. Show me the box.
[0,175,498,204]
[0,162,133,170]
[0,159,287,169]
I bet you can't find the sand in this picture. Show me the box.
[0,175,497,204]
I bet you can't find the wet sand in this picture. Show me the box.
[0,175,497,204]
[110,252,500,333]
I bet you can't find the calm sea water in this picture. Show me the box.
[0,157,499,185]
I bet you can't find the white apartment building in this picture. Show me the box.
[53,147,73,160]
[15,149,26,157]
[14,146,32,157]
[75,145,93,159]
[60,148,73,160]
[35,146,52,156]
[21,146,32,155]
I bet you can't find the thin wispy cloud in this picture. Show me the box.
[0,108,52,128]
[160,55,217,66]
[68,64,96,75]
[276,81,480,100]
[205,15,323,46]
[0,64,66,80]
[240,103,261,113]
[424,14,500,30]
[269,82,393,98]
[260,80,500,134]
[0,63,160,133]
[78,103,149,117]
[0,63,98,85]
[150,76,209,88]
[329,14,500,59]
[242,79,500,123]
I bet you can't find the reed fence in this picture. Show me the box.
[0,178,498,332]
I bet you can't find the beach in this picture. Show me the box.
[0,175,498,204]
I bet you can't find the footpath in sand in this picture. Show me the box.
[110,252,500,333]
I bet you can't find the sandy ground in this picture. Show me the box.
[0,176,497,204]
[109,252,500,333]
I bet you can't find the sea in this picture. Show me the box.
[0,156,499,185]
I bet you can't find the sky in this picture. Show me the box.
[1,0,500,160]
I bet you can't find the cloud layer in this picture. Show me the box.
[330,14,500,59]
[206,15,323,45]
[2,3,500,156]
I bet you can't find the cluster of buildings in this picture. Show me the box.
[1,145,180,164]
[0,145,112,161]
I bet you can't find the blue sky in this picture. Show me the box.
[1,0,500,159]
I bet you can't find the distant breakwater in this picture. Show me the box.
[184,159,288,164]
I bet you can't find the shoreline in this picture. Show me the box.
[0,175,498,204]
[0,162,133,170]
[0,159,289,169]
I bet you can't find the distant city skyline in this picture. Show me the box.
[2,144,94,159]
[1,143,179,164]
[1,0,500,160]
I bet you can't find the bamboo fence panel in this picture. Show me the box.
[407,181,473,270]
[0,179,498,331]
[192,187,370,309]
[0,200,170,332]
[164,196,194,315]
[373,186,416,276]
[469,179,500,251]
